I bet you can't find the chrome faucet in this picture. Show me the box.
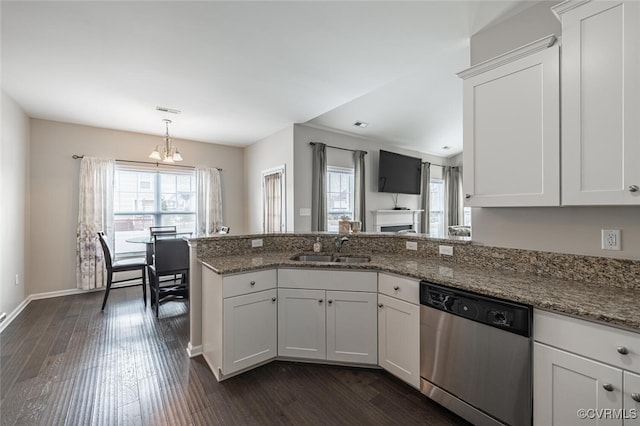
[335,236,349,252]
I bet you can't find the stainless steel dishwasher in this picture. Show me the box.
[419,281,532,426]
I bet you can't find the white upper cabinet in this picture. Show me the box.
[458,36,560,207]
[554,0,640,205]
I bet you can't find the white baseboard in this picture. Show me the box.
[187,342,202,358]
[0,287,104,334]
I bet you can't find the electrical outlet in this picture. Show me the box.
[299,208,311,217]
[601,229,621,251]
[439,245,454,256]
[251,239,263,248]
[406,241,418,251]
[15,274,19,286]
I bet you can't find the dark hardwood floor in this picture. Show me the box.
[0,287,469,425]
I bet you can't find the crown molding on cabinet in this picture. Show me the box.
[551,0,592,21]
[456,34,557,80]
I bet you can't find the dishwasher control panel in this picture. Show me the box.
[420,281,531,337]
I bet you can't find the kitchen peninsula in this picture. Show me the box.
[188,232,640,425]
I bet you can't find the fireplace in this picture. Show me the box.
[372,210,423,233]
[380,224,414,232]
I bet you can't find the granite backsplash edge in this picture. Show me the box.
[192,233,640,290]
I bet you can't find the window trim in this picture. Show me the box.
[113,166,196,256]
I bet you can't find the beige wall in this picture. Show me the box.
[243,125,294,233]
[1,92,30,317]
[29,119,244,294]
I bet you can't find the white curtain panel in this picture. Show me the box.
[76,157,115,290]
[263,172,282,233]
[420,162,431,234]
[197,167,223,235]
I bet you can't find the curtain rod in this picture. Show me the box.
[309,142,368,155]
[72,155,222,171]
[422,162,452,168]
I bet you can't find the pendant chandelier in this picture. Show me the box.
[149,119,183,163]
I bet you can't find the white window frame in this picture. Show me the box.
[261,165,286,233]
[327,166,355,233]
[113,166,196,256]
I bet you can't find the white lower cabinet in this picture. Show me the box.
[534,309,640,425]
[277,268,378,364]
[277,287,378,364]
[202,267,277,380]
[326,290,378,364]
[377,294,420,389]
[223,289,278,375]
[625,371,640,425]
[277,288,326,359]
[534,343,624,426]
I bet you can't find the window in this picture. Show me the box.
[463,206,472,227]
[113,168,196,255]
[429,178,445,237]
[327,166,354,233]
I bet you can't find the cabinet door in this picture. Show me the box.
[461,44,560,207]
[378,294,420,389]
[278,288,326,359]
[534,342,623,426]
[326,291,377,364]
[625,371,640,425]
[560,1,640,205]
[223,289,277,375]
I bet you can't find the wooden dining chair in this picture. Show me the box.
[147,236,189,318]
[97,232,147,310]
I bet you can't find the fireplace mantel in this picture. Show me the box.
[372,210,423,233]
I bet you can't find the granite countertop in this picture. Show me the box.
[199,252,640,332]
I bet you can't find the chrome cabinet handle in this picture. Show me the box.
[629,185,639,192]
[632,393,640,403]
[602,383,614,392]
[250,281,256,286]
[617,346,629,355]
[465,194,471,199]
[271,297,276,302]
[393,286,400,291]
[378,303,384,308]
[328,300,333,305]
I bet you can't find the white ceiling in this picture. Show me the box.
[1,1,536,157]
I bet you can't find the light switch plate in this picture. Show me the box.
[299,208,311,217]
[251,239,263,248]
[406,241,418,251]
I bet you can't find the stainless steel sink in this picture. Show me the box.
[290,254,334,262]
[289,254,371,263]
[334,256,371,263]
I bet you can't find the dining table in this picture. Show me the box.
[126,232,193,264]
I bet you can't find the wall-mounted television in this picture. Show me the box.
[378,150,422,195]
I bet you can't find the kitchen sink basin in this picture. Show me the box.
[333,256,371,263]
[289,254,371,263]
[290,254,334,262]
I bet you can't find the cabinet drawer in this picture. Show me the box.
[378,273,419,304]
[223,269,277,298]
[278,269,377,292]
[534,309,640,374]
